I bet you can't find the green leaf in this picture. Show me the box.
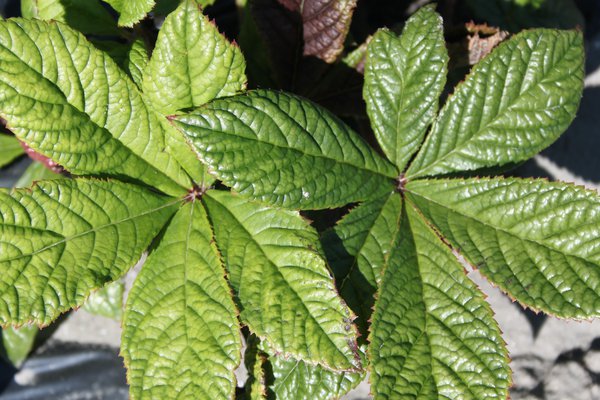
[143,0,247,115]
[0,19,194,196]
[125,40,149,89]
[244,335,268,400]
[15,161,60,188]
[122,201,240,400]
[263,343,366,400]
[406,29,584,179]
[322,193,402,337]
[0,134,24,168]
[407,177,600,318]
[0,179,178,326]
[364,6,448,171]
[1,325,37,367]
[103,0,155,27]
[369,202,510,399]
[202,190,361,371]
[174,90,397,210]
[20,0,120,36]
[83,281,124,320]
[154,0,216,15]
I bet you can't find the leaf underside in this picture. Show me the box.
[407,29,584,179]
[0,19,194,196]
[144,0,247,116]
[364,5,448,171]
[174,90,397,210]
[369,202,509,399]
[0,179,177,326]
[123,201,241,400]
[202,190,361,371]
[407,177,600,318]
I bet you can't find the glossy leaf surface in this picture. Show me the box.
[83,281,124,321]
[144,0,247,115]
[322,193,402,337]
[203,191,361,371]
[369,203,509,399]
[123,201,241,400]
[175,90,396,209]
[407,29,584,178]
[0,19,193,195]
[364,5,448,170]
[407,178,600,318]
[0,179,177,326]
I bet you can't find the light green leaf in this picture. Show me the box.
[125,39,149,89]
[0,179,178,326]
[322,193,402,337]
[83,281,123,320]
[364,6,448,171]
[203,190,361,371]
[407,29,584,179]
[0,134,24,168]
[15,161,60,188]
[144,0,247,115]
[1,325,37,367]
[369,202,509,399]
[122,201,240,400]
[174,90,397,210]
[21,0,120,36]
[407,177,600,318]
[0,19,193,196]
[103,0,155,27]
[264,342,366,400]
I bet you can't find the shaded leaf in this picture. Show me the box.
[174,90,396,210]
[407,29,584,179]
[15,161,61,189]
[143,0,247,115]
[0,134,24,168]
[407,177,600,318]
[203,190,361,371]
[321,193,402,338]
[122,201,240,400]
[0,19,195,196]
[103,0,155,27]
[1,325,37,367]
[0,179,177,326]
[369,202,510,399]
[364,6,448,171]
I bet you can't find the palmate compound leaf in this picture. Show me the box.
[369,201,509,400]
[174,90,397,210]
[202,190,362,371]
[0,179,178,327]
[321,193,402,338]
[122,201,241,400]
[363,5,448,171]
[407,178,600,318]
[406,29,584,179]
[143,0,247,116]
[0,18,196,196]
[0,134,24,168]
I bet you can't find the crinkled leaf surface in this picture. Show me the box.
[0,179,177,326]
[175,90,396,209]
[276,0,357,63]
[369,202,509,399]
[0,135,23,168]
[202,190,361,371]
[144,0,247,115]
[125,39,149,89]
[21,0,120,36]
[1,325,37,367]
[83,281,123,320]
[103,0,155,27]
[407,177,600,318]
[0,19,193,196]
[122,201,240,400]
[364,6,448,171]
[322,193,402,337]
[407,29,584,179]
